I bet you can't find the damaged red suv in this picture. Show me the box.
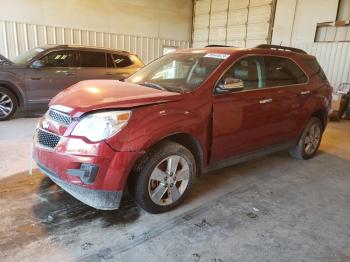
[33,45,332,213]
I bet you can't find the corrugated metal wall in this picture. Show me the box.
[294,42,350,89]
[0,20,190,64]
[193,0,274,48]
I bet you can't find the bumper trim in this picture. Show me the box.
[37,162,123,210]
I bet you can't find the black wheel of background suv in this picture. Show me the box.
[289,117,323,160]
[128,141,196,214]
[0,87,18,121]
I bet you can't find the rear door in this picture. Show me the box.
[25,50,79,104]
[76,51,113,81]
[262,55,309,139]
[211,55,303,162]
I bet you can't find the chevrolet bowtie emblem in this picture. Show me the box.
[42,120,49,129]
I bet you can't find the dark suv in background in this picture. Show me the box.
[0,45,144,120]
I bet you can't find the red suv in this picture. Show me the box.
[33,45,332,213]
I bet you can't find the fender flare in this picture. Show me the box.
[0,80,25,107]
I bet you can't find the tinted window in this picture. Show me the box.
[106,53,115,68]
[80,51,106,67]
[220,56,264,90]
[40,51,77,67]
[303,58,327,81]
[112,54,133,68]
[264,57,307,87]
[218,56,308,93]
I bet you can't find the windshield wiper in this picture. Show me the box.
[140,82,165,91]
[139,82,185,94]
[165,86,185,94]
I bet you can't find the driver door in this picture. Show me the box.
[25,50,78,104]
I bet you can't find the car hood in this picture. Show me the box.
[50,80,182,117]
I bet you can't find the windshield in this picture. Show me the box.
[11,47,45,64]
[126,52,226,93]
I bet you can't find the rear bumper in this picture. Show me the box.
[37,162,123,210]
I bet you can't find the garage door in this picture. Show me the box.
[192,0,275,48]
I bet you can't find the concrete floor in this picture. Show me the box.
[0,118,350,261]
[0,110,43,178]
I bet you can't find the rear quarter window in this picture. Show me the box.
[112,54,133,68]
[302,58,328,82]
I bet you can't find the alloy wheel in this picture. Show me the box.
[0,92,14,118]
[304,123,321,155]
[148,155,190,206]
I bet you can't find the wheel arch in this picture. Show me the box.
[311,108,328,130]
[162,133,204,177]
[0,81,24,107]
[131,132,204,180]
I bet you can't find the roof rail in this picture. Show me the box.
[205,44,235,48]
[255,44,307,54]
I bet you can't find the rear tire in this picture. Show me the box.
[289,117,323,160]
[128,141,196,214]
[0,87,18,121]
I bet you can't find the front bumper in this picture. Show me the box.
[33,134,143,210]
[37,162,123,210]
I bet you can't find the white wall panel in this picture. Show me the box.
[228,9,248,25]
[193,0,212,47]
[0,0,192,42]
[272,0,338,45]
[0,20,190,64]
[193,0,273,48]
[229,0,249,10]
[211,0,229,12]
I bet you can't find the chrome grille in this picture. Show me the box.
[36,129,61,149]
[48,109,72,126]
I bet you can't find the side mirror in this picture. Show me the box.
[31,60,44,69]
[216,77,244,94]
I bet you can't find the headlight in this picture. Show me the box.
[71,111,131,142]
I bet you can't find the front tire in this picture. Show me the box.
[0,87,18,121]
[289,117,323,160]
[129,141,196,214]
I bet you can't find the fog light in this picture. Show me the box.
[67,164,99,184]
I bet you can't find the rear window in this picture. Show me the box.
[303,58,328,81]
[80,51,106,67]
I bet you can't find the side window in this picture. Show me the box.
[112,54,133,68]
[302,58,328,81]
[264,57,307,87]
[219,56,264,90]
[40,51,77,67]
[80,51,106,67]
[106,53,115,68]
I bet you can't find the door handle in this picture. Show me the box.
[105,72,113,76]
[30,77,41,80]
[64,72,75,76]
[300,90,310,95]
[259,98,273,104]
